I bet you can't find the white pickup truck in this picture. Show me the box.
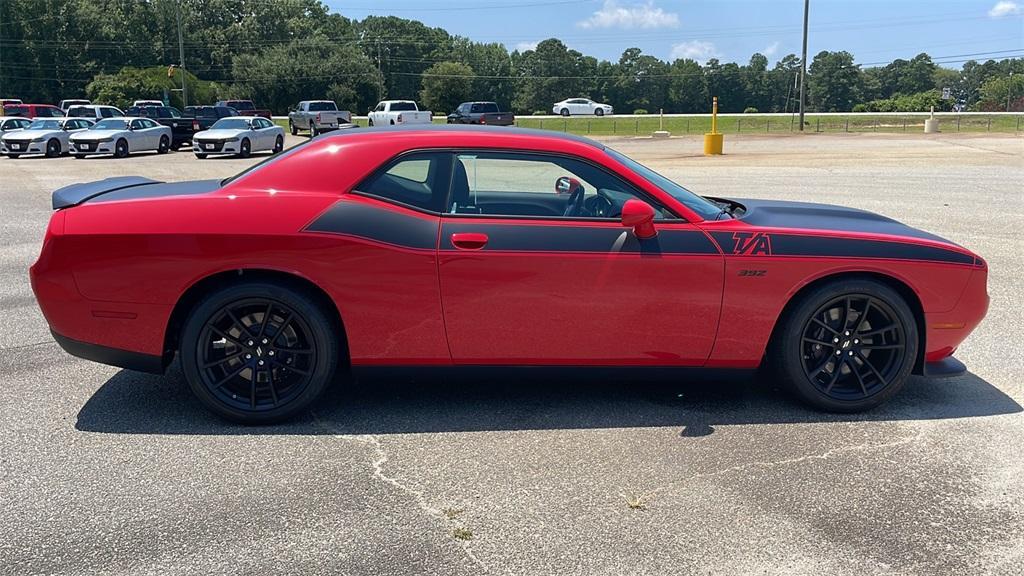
[288,100,353,136]
[367,100,433,126]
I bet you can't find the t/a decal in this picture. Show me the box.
[731,232,773,256]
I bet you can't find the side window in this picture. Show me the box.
[356,152,451,213]
[101,107,115,118]
[130,119,143,130]
[374,103,385,112]
[447,151,674,220]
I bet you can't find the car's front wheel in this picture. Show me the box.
[771,279,918,412]
[114,139,129,158]
[195,153,208,159]
[179,282,340,424]
[289,121,297,136]
[45,139,61,158]
[560,108,570,117]
[7,153,20,159]
[594,108,604,117]
[239,138,251,158]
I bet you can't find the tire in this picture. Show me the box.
[560,108,570,117]
[770,279,918,412]
[310,124,318,137]
[7,153,20,159]
[289,121,297,136]
[367,119,374,127]
[239,138,251,158]
[114,138,129,158]
[45,139,61,158]
[195,153,208,159]
[595,108,604,117]
[389,120,395,125]
[74,154,85,159]
[157,135,170,154]
[179,281,340,424]
[273,135,283,154]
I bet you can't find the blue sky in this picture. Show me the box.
[326,0,1024,67]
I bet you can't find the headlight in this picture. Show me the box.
[224,137,239,142]
[32,136,46,142]
[97,137,114,143]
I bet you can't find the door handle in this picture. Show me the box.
[450,232,489,250]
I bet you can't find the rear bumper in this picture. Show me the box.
[51,330,166,374]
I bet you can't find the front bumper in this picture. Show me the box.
[51,330,165,373]
[3,141,44,154]
[193,140,239,155]
[70,142,114,155]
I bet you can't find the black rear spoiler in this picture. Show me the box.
[52,176,162,210]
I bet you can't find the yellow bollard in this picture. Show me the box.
[703,96,724,155]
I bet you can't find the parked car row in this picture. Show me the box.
[0,114,289,160]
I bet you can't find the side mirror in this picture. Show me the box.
[555,176,580,195]
[621,199,657,239]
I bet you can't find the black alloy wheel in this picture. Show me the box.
[114,139,129,158]
[560,108,570,117]
[239,138,251,158]
[46,139,61,158]
[180,283,339,424]
[157,136,170,154]
[595,108,604,117]
[273,135,284,153]
[772,279,917,412]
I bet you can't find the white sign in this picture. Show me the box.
[941,87,951,100]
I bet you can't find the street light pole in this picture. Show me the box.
[175,1,188,108]
[1009,71,1014,112]
[798,0,809,131]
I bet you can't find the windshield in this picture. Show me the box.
[604,148,721,219]
[211,118,251,130]
[390,102,417,111]
[91,119,128,130]
[27,119,62,130]
[308,101,337,111]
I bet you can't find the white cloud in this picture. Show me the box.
[670,40,720,64]
[515,41,539,52]
[763,41,780,58]
[578,1,680,30]
[988,1,1020,17]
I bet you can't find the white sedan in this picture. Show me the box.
[69,117,172,158]
[552,98,613,117]
[2,117,93,158]
[192,116,284,158]
[0,116,32,139]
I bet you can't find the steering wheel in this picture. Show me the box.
[558,177,586,217]
[586,190,618,218]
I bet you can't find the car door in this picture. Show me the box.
[128,119,149,149]
[257,118,275,149]
[437,150,724,366]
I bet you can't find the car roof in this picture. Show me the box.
[319,123,602,149]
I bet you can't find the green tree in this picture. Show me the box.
[86,66,220,110]
[419,61,475,114]
[977,73,1024,111]
[355,16,453,104]
[808,50,862,112]
[512,39,592,114]
[667,58,707,113]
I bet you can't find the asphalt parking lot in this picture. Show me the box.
[1,132,1022,575]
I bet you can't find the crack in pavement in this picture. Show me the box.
[646,425,928,500]
[311,412,501,575]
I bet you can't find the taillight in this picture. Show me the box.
[481,118,486,125]
[192,120,199,131]
[316,112,321,123]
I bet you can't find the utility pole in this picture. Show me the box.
[798,0,809,131]
[1009,71,1015,112]
[176,1,188,108]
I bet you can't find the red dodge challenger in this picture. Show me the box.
[30,126,989,423]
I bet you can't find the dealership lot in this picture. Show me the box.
[1,133,1022,575]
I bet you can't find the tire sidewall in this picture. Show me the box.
[47,139,60,157]
[239,138,250,158]
[179,282,339,424]
[774,279,918,412]
[115,139,128,158]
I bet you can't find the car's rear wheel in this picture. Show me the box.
[157,135,170,154]
[114,139,129,158]
[273,135,283,153]
[239,138,251,158]
[45,139,61,158]
[180,282,339,424]
[771,279,917,412]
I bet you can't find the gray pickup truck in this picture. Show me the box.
[287,101,353,136]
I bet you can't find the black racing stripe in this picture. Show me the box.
[305,199,438,250]
[709,231,975,265]
[442,222,718,255]
[87,179,222,204]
